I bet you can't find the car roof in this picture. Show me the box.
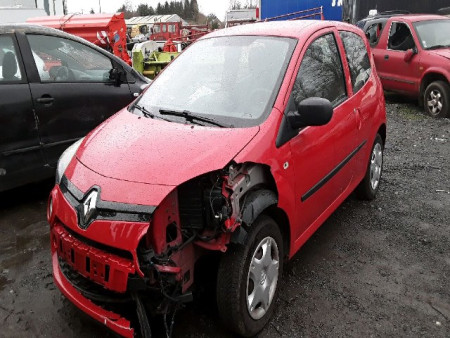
[0,23,141,73]
[386,14,448,23]
[0,24,110,53]
[1,23,85,39]
[202,20,359,40]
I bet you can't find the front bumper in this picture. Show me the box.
[49,183,153,337]
[52,251,135,337]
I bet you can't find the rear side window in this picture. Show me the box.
[365,22,385,46]
[0,36,23,82]
[340,31,371,93]
[293,33,346,108]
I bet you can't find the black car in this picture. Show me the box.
[0,24,149,191]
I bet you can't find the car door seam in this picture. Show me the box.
[301,140,367,202]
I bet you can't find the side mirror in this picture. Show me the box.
[404,47,418,62]
[109,68,124,86]
[287,97,333,129]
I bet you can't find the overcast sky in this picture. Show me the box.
[67,0,232,20]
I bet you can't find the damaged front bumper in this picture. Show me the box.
[52,251,135,337]
[49,182,154,337]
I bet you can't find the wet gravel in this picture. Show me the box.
[0,95,449,337]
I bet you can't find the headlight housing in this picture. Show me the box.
[55,138,84,184]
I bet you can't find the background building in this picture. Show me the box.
[260,0,343,21]
[125,14,187,29]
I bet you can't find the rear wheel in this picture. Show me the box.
[424,81,450,118]
[356,134,383,200]
[216,215,283,337]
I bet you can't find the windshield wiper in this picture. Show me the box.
[426,44,450,50]
[133,104,172,122]
[159,109,229,128]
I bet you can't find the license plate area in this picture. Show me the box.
[53,224,135,292]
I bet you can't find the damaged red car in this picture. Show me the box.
[48,21,386,337]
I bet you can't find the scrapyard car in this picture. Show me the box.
[366,15,450,118]
[0,24,149,192]
[48,21,386,337]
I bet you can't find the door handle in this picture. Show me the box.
[37,96,54,104]
[384,55,389,60]
[353,108,362,130]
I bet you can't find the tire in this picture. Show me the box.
[356,134,384,200]
[424,81,450,118]
[216,215,283,337]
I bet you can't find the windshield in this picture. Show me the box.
[135,36,296,127]
[414,19,450,49]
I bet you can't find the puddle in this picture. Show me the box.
[0,274,13,292]
[0,222,50,270]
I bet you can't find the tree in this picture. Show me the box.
[136,3,153,16]
[156,3,163,14]
[230,0,241,10]
[244,0,257,8]
[117,1,134,19]
[183,0,191,18]
[207,13,220,29]
[190,0,199,21]
[90,8,95,14]
[164,1,170,14]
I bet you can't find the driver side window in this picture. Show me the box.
[293,33,347,109]
[27,34,113,83]
[388,22,415,51]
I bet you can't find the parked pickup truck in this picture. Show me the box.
[365,14,450,118]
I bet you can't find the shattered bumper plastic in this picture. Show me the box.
[52,252,134,337]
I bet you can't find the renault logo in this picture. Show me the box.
[78,190,98,228]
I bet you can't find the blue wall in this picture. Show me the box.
[261,0,343,21]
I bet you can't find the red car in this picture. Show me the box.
[369,15,450,118]
[48,20,386,337]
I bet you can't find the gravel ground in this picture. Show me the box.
[0,95,449,338]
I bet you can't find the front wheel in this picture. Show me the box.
[216,215,283,337]
[356,134,384,200]
[424,81,450,118]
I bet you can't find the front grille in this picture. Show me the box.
[53,224,135,293]
[59,257,132,303]
[59,176,155,226]
[62,224,133,260]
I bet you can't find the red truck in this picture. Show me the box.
[368,14,450,118]
[27,13,131,65]
[150,21,209,42]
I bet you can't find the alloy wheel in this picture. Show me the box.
[427,89,443,116]
[246,236,280,320]
[370,142,383,190]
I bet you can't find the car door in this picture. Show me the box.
[287,30,359,241]
[18,32,135,167]
[373,21,422,94]
[339,30,379,175]
[0,34,45,191]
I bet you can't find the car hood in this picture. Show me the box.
[76,109,260,186]
[428,49,450,60]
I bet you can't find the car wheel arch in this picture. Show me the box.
[377,124,387,146]
[232,189,291,259]
[420,72,449,105]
